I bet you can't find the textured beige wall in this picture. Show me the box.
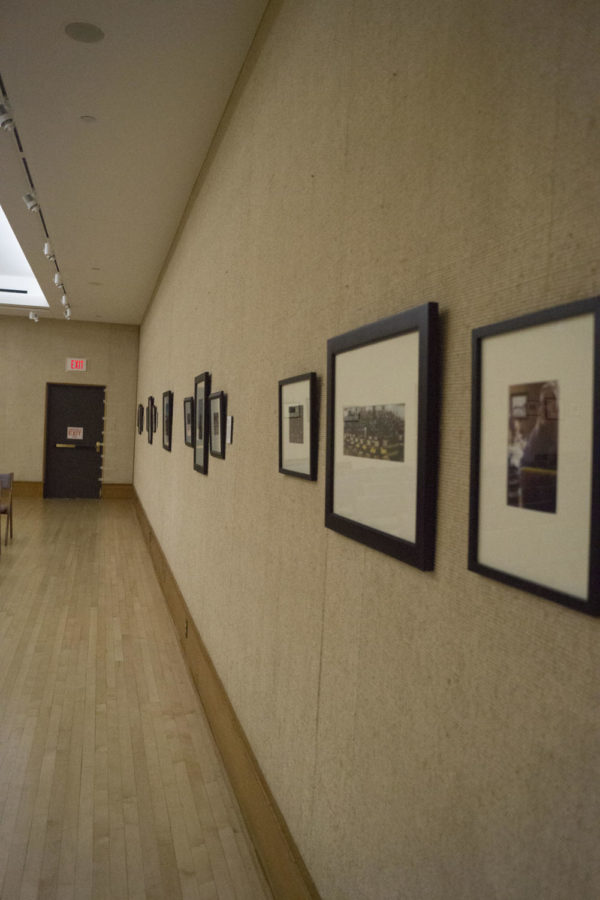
[0,317,138,484]
[135,1,600,897]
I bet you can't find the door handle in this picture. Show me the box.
[95,441,103,453]
[56,443,76,448]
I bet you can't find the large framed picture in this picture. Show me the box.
[209,391,227,459]
[193,372,211,473]
[325,302,439,569]
[162,390,173,451]
[469,294,600,616]
[183,396,194,447]
[278,372,318,480]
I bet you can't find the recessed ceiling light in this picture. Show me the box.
[65,22,105,43]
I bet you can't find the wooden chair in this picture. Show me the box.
[0,473,14,553]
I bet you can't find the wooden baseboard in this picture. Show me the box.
[133,490,319,900]
[101,483,134,499]
[13,481,44,497]
[12,482,133,499]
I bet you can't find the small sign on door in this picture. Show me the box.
[67,427,84,440]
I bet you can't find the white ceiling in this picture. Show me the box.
[0,0,268,325]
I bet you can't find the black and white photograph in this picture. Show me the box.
[278,373,318,480]
[343,404,405,463]
[288,404,304,444]
[507,381,558,512]
[197,399,204,442]
[469,294,600,615]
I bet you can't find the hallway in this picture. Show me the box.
[0,498,271,899]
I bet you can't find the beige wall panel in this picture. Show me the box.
[135,0,600,897]
[0,317,138,484]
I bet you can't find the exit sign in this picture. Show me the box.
[66,358,87,372]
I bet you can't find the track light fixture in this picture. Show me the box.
[0,102,14,132]
[61,294,68,307]
[64,306,71,320]
[23,192,39,212]
[44,240,56,261]
[54,272,63,287]
[28,311,39,322]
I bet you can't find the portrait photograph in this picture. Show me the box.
[507,381,558,513]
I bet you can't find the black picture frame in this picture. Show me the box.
[183,396,194,447]
[193,372,211,473]
[325,302,439,570]
[137,403,144,435]
[147,396,156,445]
[278,372,318,480]
[162,390,173,451]
[469,294,600,616]
[209,391,227,459]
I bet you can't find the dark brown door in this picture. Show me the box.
[44,384,105,498]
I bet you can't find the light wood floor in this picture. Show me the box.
[0,498,272,900]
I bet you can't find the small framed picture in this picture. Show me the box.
[194,372,211,473]
[137,403,144,435]
[325,302,440,570]
[162,390,173,451]
[469,294,600,615]
[147,396,156,445]
[278,372,318,480]
[209,391,227,459]
[183,396,194,447]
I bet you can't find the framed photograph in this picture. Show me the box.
[137,403,144,435]
[278,372,318,480]
[469,294,600,616]
[194,372,211,473]
[209,391,227,459]
[325,302,439,570]
[162,390,173,451]
[147,396,155,445]
[183,396,194,447]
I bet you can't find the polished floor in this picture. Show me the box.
[0,498,271,900]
